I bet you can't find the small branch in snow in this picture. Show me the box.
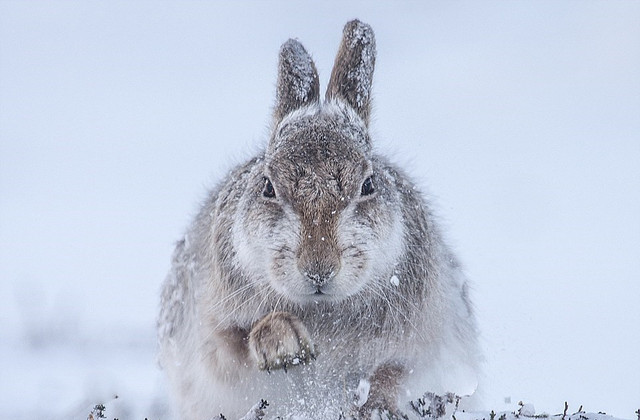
[410,392,460,419]
[85,394,634,420]
[238,399,269,420]
[87,404,106,420]
[517,401,547,418]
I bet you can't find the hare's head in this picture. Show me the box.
[233,21,404,304]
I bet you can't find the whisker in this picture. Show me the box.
[252,287,277,322]
[211,290,262,331]
[208,282,255,313]
[364,283,427,343]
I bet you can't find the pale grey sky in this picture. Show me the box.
[1,2,639,418]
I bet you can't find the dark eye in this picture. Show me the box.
[263,177,276,198]
[361,176,375,196]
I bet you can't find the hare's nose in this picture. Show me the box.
[304,270,335,287]
[297,225,341,287]
[300,258,340,287]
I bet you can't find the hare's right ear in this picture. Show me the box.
[273,39,320,123]
[326,20,376,126]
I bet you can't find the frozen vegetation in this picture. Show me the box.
[84,393,636,420]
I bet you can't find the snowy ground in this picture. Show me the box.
[1,2,639,420]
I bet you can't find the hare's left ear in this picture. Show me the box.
[326,20,376,126]
[273,39,320,123]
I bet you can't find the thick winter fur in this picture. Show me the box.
[158,20,480,420]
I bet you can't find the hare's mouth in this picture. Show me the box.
[296,284,338,303]
[281,273,354,304]
[308,285,330,299]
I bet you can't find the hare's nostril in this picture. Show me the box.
[304,270,335,287]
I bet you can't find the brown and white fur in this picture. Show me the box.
[158,20,480,420]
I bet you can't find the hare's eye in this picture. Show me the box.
[361,176,375,196]
[263,177,276,198]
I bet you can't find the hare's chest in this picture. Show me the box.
[305,320,392,374]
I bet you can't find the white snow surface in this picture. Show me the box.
[1,2,639,420]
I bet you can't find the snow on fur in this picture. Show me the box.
[326,19,376,124]
[279,39,318,104]
[342,20,376,109]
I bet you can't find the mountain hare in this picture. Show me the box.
[158,20,480,420]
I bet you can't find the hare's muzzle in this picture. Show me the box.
[304,268,336,289]
[297,244,341,290]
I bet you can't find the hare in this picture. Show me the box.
[158,20,480,420]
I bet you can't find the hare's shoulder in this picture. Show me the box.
[200,156,261,218]
[371,154,432,221]
[158,238,192,342]
[158,156,259,342]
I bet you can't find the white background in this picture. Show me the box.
[1,1,638,419]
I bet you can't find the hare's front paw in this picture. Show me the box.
[248,311,315,372]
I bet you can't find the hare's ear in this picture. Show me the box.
[326,20,376,126]
[273,39,320,123]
